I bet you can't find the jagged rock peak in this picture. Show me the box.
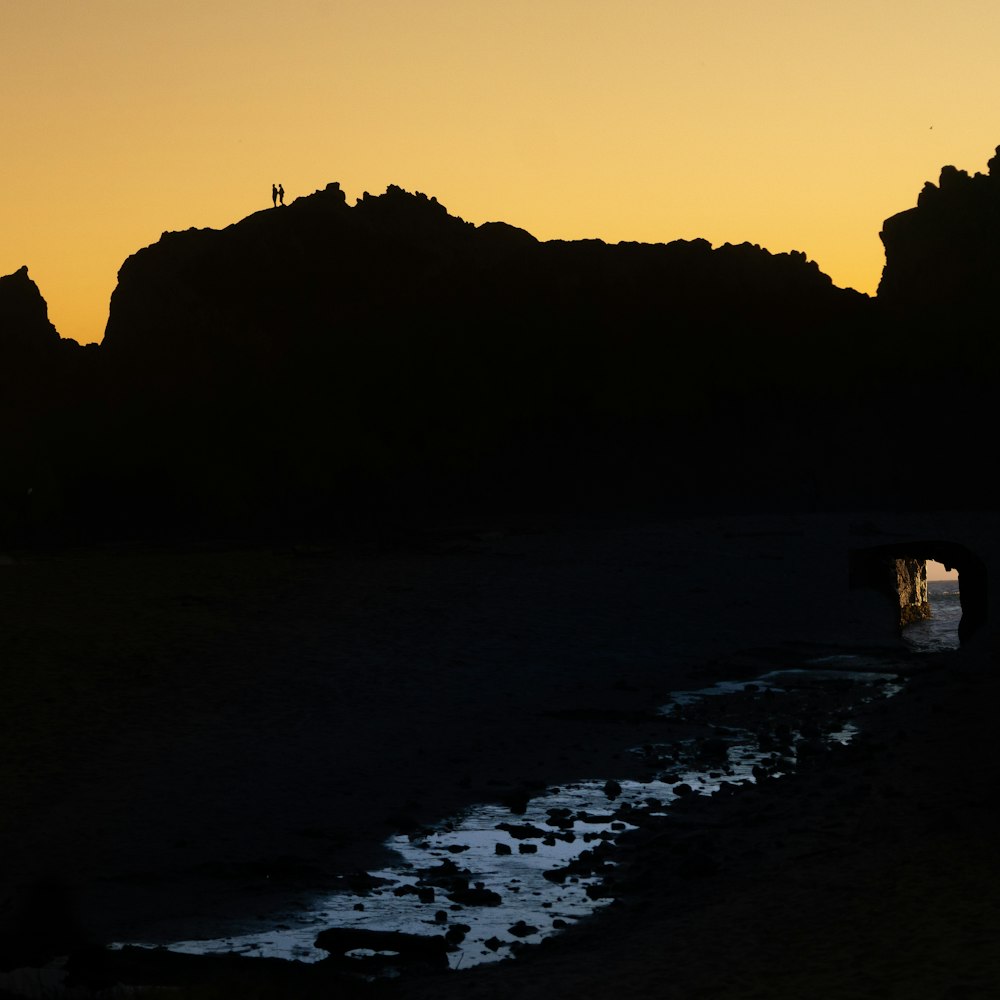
[0,265,60,351]
[357,183,444,208]
[914,145,1000,208]
[351,184,476,240]
[878,144,1000,308]
[285,181,451,222]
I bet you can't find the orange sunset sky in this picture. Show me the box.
[4,0,999,346]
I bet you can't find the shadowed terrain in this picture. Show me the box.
[2,148,1000,998]
[6,150,999,544]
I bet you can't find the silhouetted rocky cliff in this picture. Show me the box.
[879,146,1000,318]
[1,155,995,544]
[0,266,60,356]
[101,181,865,391]
[876,147,1000,496]
[0,267,99,541]
[90,182,879,534]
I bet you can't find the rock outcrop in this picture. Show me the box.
[896,558,931,627]
[878,147,1000,314]
[86,181,881,535]
[850,539,988,642]
[874,147,1000,512]
[2,151,998,543]
[0,266,60,357]
[102,181,863,386]
[0,267,99,544]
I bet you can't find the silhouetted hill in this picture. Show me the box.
[103,182,863,375]
[1,154,996,544]
[88,182,880,535]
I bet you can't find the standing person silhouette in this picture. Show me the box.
[272,183,278,207]
[278,183,285,206]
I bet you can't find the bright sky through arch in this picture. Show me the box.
[4,0,1000,345]
[926,561,959,582]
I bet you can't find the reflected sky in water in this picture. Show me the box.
[114,662,907,972]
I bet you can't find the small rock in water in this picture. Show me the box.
[448,882,503,907]
[495,842,512,855]
[508,920,538,938]
[603,779,622,799]
[496,822,546,840]
[546,807,574,828]
[392,885,434,904]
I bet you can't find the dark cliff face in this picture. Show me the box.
[101,182,486,353]
[0,267,101,544]
[0,264,97,395]
[11,154,999,543]
[878,146,1000,316]
[101,180,868,404]
[0,266,61,356]
[87,181,880,534]
[875,148,1000,496]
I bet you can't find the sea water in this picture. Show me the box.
[903,580,963,653]
[110,660,916,973]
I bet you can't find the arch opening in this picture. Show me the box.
[849,540,987,647]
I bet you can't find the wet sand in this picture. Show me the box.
[395,656,1000,1000]
[2,512,998,996]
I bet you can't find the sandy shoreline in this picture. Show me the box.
[2,512,997,996]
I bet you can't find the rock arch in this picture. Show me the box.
[849,540,987,644]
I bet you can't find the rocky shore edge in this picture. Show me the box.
[28,644,997,1000]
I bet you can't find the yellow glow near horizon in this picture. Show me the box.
[926,561,959,582]
[4,1,1000,344]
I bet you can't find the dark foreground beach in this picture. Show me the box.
[2,512,998,998]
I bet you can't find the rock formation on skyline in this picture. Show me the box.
[878,145,1000,314]
[0,267,98,545]
[0,152,995,544]
[100,180,859,379]
[0,265,61,356]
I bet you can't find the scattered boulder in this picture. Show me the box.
[507,920,538,938]
[446,881,502,907]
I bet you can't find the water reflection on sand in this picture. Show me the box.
[114,659,906,972]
